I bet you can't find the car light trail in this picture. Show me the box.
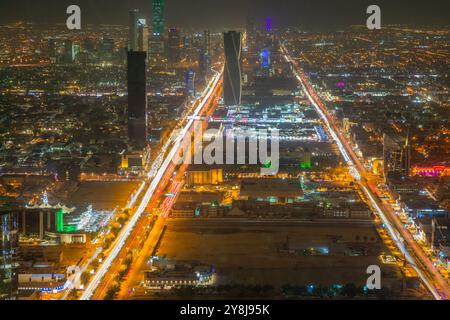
[80,69,223,300]
[61,247,102,300]
[360,184,441,300]
[282,46,443,300]
[289,58,360,180]
[127,181,146,208]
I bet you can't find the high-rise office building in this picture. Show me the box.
[129,9,139,51]
[149,34,164,63]
[72,43,81,62]
[127,51,148,150]
[383,132,411,181]
[152,0,165,35]
[0,210,19,300]
[223,31,242,106]
[64,40,75,63]
[167,28,181,63]
[83,38,95,53]
[204,30,211,57]
[48,39,57,58]
[260,48,272,76]
[198,30,211,83]
[246,16,255,36]
[149,0,165,63]
[138,19,149,54]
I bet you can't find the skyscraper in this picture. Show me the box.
[203,30,211,70]
[149,35,164,63]
[383,132,411,181]
[0,210,19,300]
[185,69,196,97]
[101,38,115,62]
[149,0,165,64]
[64,40,75,63]
[204,30,211,58]
[199,51,208,84]
[138,19,149,54]
[223,31,242,107]
[245,16,255,54]
[152,0,165,35]
[246,16,255,37]
[127,51,148,150]
[265,16,272,33]
[129,9,139,51]
[199,30,211,83]
[260,48,272,76]
[167,28,181,63]
[48,39,57,59]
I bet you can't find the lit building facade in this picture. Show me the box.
[138,19,149,54]
[185,69,196,97]
[383,133,411,181]
[152,0,165,35]
[223,31,242,106]
[186,168,223,186]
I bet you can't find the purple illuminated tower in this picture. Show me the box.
[265,16,272,32]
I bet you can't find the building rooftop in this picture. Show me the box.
[240,178,303,198]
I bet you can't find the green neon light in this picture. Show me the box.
[56,209,64,232]
[56,209,79,233]
[63,225,78,233]
[299,161,312,170]
[262,160,272,168]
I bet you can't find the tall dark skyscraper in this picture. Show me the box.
[127,51,148,150]
[223,31,242,107]
[129,9,139,51]
[167,28,181,63]
[152,0,165,35]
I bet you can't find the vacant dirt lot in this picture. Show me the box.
[157,219,403,288]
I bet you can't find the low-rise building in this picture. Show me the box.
[239,178,303,203]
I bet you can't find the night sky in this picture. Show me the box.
[0,0,449,30]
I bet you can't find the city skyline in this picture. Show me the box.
[0,0,449,307]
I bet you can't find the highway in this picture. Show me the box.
[116,167,186,299]
[282,45,450,300]
[79,68,223,300]
[117,81,224,300]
